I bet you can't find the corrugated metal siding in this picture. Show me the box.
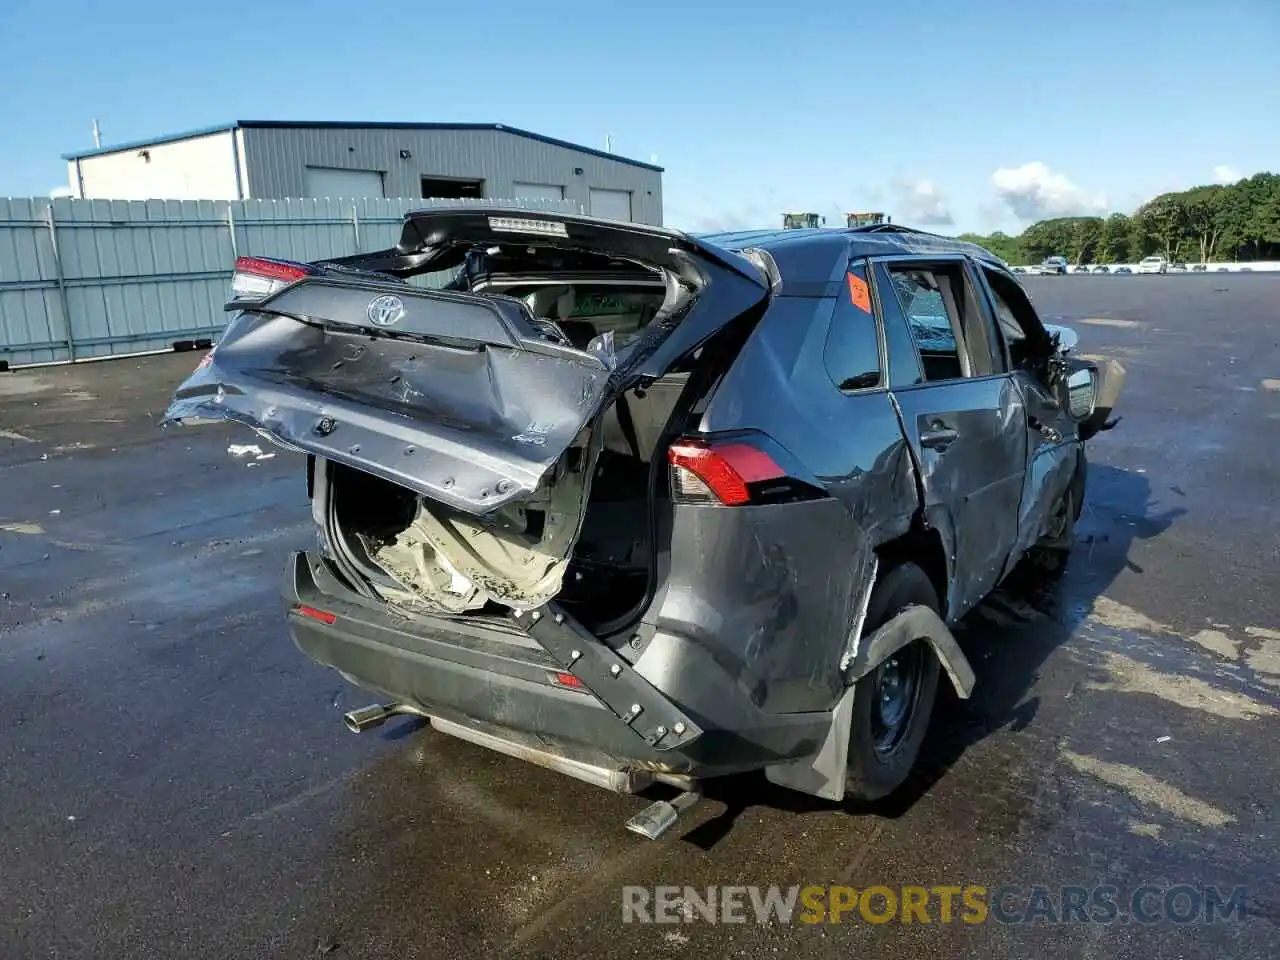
[76,132,241,200]
[0,195,579,367]
[241,126,663,224]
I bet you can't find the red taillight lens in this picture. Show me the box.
[294,604,337,625]
[667,439,785,506]
[229,256,315,303]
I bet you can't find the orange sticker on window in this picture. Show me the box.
[847,272,871,313]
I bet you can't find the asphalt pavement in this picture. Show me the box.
[0,274,1277,959]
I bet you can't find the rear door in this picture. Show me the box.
[873,255,1028,618]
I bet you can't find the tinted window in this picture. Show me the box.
[888,268,964,381]
[823,264,882,391]
[980,267,1039,367]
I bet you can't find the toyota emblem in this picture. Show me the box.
[366,294,406,327]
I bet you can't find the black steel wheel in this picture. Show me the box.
[870,642,927,759]
[844,562,942,801]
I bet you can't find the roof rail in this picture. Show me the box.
[850,223,930,236]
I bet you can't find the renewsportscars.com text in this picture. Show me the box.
[622,884,1248,926]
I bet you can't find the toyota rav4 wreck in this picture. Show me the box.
[165,209,1123,838]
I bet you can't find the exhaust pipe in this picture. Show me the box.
[343,702,420,733]
[625,791,702,840]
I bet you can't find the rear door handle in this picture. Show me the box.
[920,426,959,450]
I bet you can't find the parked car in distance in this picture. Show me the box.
[1114,266,1133,274]
[164,211,1124,838]
[1169,262,1188,273]
[1072,265,1091,274]
[1137,255,1168,275]
[1040,255,1069,276]
[1091,265,1111,274]
[1192,264,1208,272]
[1012,266,1027,274]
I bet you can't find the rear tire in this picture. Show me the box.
[844,562,942,802]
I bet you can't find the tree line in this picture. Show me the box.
[956,172,1280,265]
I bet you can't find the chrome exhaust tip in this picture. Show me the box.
[624,791,702,840]
[343,703,402,734]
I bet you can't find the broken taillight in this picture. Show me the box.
[228,256,316,306]
[667,438,787,506]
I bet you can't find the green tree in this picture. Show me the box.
[1069,218,1104,264]
[946,170,1280,264]
[1133,194,1188,259]
[958,230,1023,264]
[1214,173,1276,259]
[1182,187,1228,263]
[1099,213,1132,262]
[1242,174,1280,259]
[1021,218,1079,261]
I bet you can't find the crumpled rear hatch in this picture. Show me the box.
[167,280,613,513]
[164,209,768,610]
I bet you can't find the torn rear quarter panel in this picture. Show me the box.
[640,497,877,716]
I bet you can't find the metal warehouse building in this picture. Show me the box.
[63,121,663,224]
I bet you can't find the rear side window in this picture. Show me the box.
[823,263,882,391]
[889,268,964,381]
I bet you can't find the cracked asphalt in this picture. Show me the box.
[0,274,1277,959]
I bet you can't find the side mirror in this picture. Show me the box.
[1062,367,1096,421]
[1044,323,1079,353]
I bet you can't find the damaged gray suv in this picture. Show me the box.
[166,209,1123,838]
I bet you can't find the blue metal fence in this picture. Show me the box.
[0,195,581,367]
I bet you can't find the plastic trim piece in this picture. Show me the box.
[516,604,703,751]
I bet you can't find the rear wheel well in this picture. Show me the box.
[874,525,949,616]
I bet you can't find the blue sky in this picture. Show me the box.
[1,0,1276,234]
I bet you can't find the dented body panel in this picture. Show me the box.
[639,498,877,716]
[891,377,1029,620]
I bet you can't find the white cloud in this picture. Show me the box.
[990,162,1108,220]
[1213,165,1241,185]
[891,177,953,226]
[49,186,73,198]
[976,201,1011,231]
[671,206,771,233]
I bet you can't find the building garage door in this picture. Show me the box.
[303,166,386,199]
[589,188,632,221]
[513,182,565,202]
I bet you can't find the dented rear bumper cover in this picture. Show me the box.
[283,551,833,779]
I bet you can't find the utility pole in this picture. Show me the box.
[92,119,102,148]
[605,134,613,153]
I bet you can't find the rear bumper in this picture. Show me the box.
[283,552,830,780]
